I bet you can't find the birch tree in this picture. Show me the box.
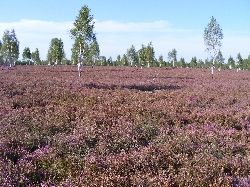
[227,56,235,69]
[31,48,41,65]
[0,40,2,64]
[22,47,31,65]
[70,5,97,65]
[215,50,224,69]
[89,40,100,66]
[138,44,147,67]
[1,29,19,66]
[204,16,223,78]
[47,38,64,65]
[127,45,137,67]
[158,55,163,67]
[168,48,177,68]
[146,42,155,68]
[116,55,121,66]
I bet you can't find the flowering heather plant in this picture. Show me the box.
[1,65,250,186]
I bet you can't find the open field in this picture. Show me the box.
[1,65,250,186]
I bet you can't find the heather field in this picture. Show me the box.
[1,65,250,186]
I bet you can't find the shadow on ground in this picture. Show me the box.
[84,82,182,91]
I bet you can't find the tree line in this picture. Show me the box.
[0,6,249,70]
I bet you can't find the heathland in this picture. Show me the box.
[1,65,250,186]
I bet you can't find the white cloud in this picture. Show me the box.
[0,19,73,60]
[95,20,172,33]
[0,19,249,62]
[222,35,250,59]
[97,22,250,61]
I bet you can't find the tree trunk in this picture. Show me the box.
[212,59,214,78]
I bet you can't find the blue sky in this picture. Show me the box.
[0,0,249,62]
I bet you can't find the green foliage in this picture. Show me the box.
[228,56,235,69]
[83,44,90,65]
[70,5,96,44]
[138,42,155,67]
[0,40,2,64]
[242,59,249,70]
[116,55,121,66]
[145,42,155,67]
[107,56,113,66]
[179,57,186,68]
[47,38,64,65]
[237,53,244,69]
[197,59,205,68]
[99,56,107,66]
[138,44,147,66]
[0,29,19,65]
[205,58,213,68]
[10,29,19,60]
[89,40,100,66]
[121,54,128,66]
[158,55,164,67]
[31,48,41,65]
[70,5,98,65]
[204,16,223,78]
[71,37,83,65]
[215,50,224,68]
[236,53,250,70]
[61,58,71,65]
[22,47,31,64]
[204,16,223,63]
[168,48,177,67]
[126,45,138,66]
[190,56,197,68]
